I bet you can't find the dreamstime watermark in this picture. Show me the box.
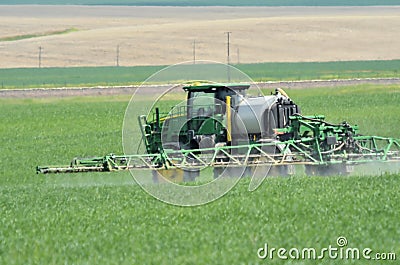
[257,236,397,261]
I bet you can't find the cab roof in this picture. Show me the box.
[182,83,250,92]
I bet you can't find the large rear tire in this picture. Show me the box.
[152,168,184,183]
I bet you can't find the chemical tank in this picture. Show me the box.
[232,89,300,141]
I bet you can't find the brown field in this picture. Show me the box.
[0,5,399,68]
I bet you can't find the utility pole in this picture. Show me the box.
[116,45,120,67]
[225,32,232,81]
[225,32,231,65]
[38,46,43,68]
[193,39,196,64]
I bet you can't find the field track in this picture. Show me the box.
[1,77,399,98]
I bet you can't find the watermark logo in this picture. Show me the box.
[336,236,348,247]
[257,236,397,261]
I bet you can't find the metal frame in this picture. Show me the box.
[37,136,400,174]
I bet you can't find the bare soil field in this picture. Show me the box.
[0,5,399,68]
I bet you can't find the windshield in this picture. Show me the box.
[188,91,215,118]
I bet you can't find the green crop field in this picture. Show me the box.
[3,0,400,6]
[1,60,400,89]
[1,84,399,264]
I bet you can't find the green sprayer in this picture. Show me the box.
[37,83,400,181]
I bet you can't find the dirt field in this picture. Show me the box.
[0,5,399,68]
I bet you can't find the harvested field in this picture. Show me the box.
[0,5,400,68]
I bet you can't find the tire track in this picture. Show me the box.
[1,78,400,98]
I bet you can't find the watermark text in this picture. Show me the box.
[257,237,396,261]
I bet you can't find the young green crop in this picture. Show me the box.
[0,84,399,264]
[0,60,399,89]
[1,176,399,264]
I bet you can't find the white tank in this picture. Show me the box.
[231,90,295,138]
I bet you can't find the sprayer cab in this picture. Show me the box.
[184,83,249,116]
[180,83,251,149]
